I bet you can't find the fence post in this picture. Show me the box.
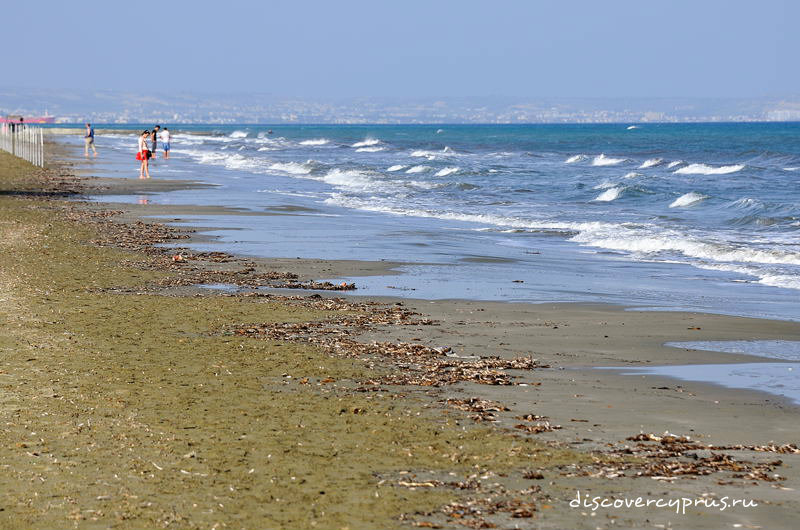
[0,124,46,166]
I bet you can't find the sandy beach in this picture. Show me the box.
[1,145,799,529]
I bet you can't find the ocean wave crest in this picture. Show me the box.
[299,138,330,146]
[639,158,664,169]
[356,146,385,152]
[269,161,316,175]
[592,154,626,166]
[435,167,460,177]
[669,192,708,208]
[674,163,745,175]
[593,187,623,201]
[352,138,380,148]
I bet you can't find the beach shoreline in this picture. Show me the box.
[2,142,799,529]
[62,141,800,525]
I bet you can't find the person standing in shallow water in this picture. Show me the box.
[84,123,97,157]
[137,130,151,179]
[151,125,160,159]
[161,127,170,159]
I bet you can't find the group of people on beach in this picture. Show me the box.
[83,123,172,179]
[136,125,170,178]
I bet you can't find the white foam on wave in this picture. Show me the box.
[593,187,623,201]
[387,165,406,172]
[411,149,441,159]
[667,160,684,169]
[695,263,800,292]
[784,167,799,171]
[592,154,626,166]
[406,165,430,174]
[299,138,330,146]
[269,161,315,175]
[352,138,380,148]
[627,125,639,130]
[320,168,379,191]
[674,163,745,175]
[435,167,460,177]
[321,193,800,292]
[571,226,800,266]
[356,146,385,152]
[623,172,643,179]
[640,158,664,169]
[669,192,708,208]
[324,194,612,235]
[229,130,248,139]
[730,197,762,210]
[565,154,586,164]
[254,136,292,150]
[759,274,800,290]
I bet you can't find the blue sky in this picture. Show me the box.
[7,0,798,98]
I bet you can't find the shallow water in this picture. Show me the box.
[606,340,800,404]
[609,362,800,405]
[59,123,800,321]
[665,340,800,361]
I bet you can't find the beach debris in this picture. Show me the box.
[230,300,544,387]
[514,421,562,434]
[445,397,510,422]
[569,431,791,483]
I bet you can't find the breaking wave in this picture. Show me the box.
[299,138,330,146]
[356,146,385,152]
[411,148,454,159]
[387,165,406,172]
[268,161,316,175]
[435,167,460,177]
[592,154,626,166]
[565,154,587,164]
[674,163,745,175]
[669,192,708,208]
[352,138,381,148]
[406,165,430,174]
[593,187,623,201]
[640,158,664,168]
[229,130,248,139]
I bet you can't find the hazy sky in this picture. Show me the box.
[7,0,798,98]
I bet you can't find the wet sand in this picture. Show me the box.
[3,147,799,529]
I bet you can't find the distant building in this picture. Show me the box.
[765,109,800,121]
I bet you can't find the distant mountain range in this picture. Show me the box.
[2,87,799,124]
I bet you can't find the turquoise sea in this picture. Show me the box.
[62,122,800,321]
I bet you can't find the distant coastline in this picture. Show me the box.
[2,87,800,124]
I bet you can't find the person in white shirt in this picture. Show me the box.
[137,130,152,178]
[161,127,171,159]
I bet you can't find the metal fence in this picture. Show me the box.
[0,124,45,167]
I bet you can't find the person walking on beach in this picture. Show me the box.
[137,130,152,179]
[161,127,170,159]
[84,123,97,157]
[151,125,160,159]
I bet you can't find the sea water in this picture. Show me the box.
[61,123,800,321]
